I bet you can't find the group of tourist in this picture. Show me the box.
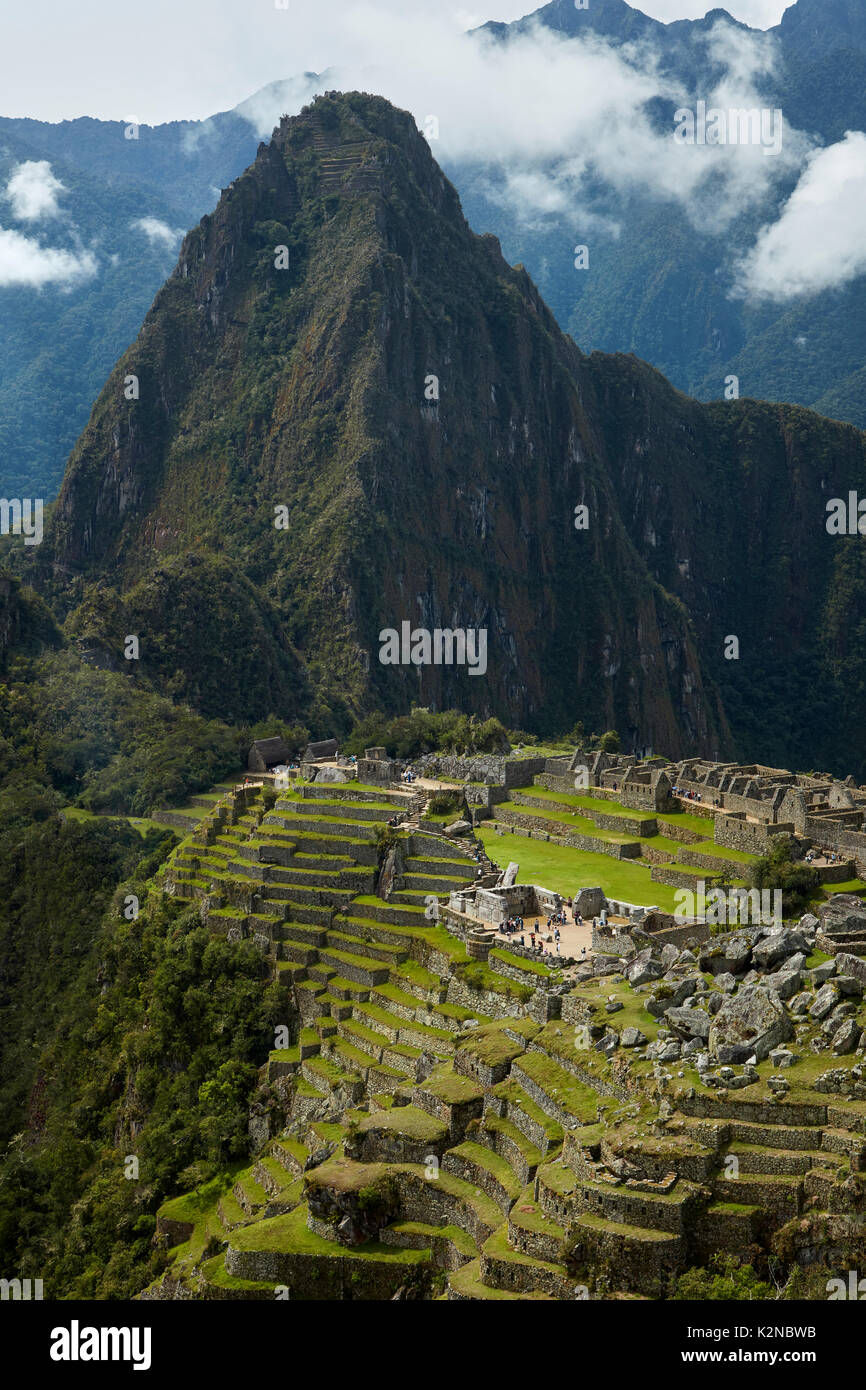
[806,849,841,864]
[672,785,703,802]
[498,925,588,963]
[495,902,594,961]
[402,767,417,784]
[509,930,555,957]
[500,915,525,935]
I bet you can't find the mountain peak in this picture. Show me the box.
[46,90,722,746]
[777,0,866,51]
[476,0,660,43]
[41,91,866,771]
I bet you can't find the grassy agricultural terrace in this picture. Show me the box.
[145,776,866,1300]
[482,783,866,912]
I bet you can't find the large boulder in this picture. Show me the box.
[810,982,841,1021]
[376,842,406,901]
[312,764,351,784]
[645,975,704,1018]
[761,967,803,1000]
[699,933,754,976]
[835,953,866,988]
[574,887,604,917]
[752,930,809,971]
[708,985,794,1062]
[807,960,836,986]
[819,895,866,935]
[832,1019,862,1055]
[625,948,664,988]
[665,1007,711,1040]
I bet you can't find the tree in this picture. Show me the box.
[672,1256,774,1300]
[749,838,821,920]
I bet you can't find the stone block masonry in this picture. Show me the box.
[714,814,794,856]
[495,808,642,859]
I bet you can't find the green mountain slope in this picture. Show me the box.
[37,93,726,757]
[16,90,865,778]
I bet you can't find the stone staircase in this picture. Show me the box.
[308,119,380,195]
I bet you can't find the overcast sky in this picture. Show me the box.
[1,0,792,124]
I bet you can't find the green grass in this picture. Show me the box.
[821,879,866,897]
[805,949,832,968]
[566,977,661,1041]
[387,1221,476,1258]
[198,1254,277,1293]
[483,1222,567,1272]
[447,1257,554,1300]
[346,917,470,963]
[656,810,716,835]
[392,959,441,992]
[477,825,680,909]
[228,1204,430,1262]
[421,1064,484,1106]
[682,841,759,866]
[499,800,637,844]
[456,1024,527,1068]
[352,894,426,916]
[636,835,681,855]
[491,1080,564,1143]
[62,806,179,838]
[454,958,533,1002]
[489,947,553,978]
[660,863,749,887]
[448,1142,522,1199]
[515,1052,599,1122]
[511,787,652,822]
[358,1106,447,1143]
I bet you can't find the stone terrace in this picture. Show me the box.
[146,781,866,1300]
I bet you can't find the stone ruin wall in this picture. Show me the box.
[713,814,795,856]
[805,817,866,872]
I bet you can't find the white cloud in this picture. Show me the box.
[6,160,65,220]
[233,16,808,235]
[0,227,97,288]
[0,1,794,125]
[734,132,866,301]
[231,72,325,141]
[131,216,183,247]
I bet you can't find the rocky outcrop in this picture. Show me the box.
[708,985,794,1062]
